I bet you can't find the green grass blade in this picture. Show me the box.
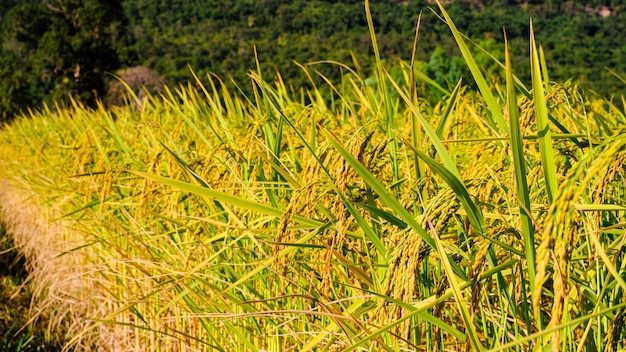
[365,0,400,186]
[505,35,535,282]
[386,72,462,179]
[355,202,407,229]
[539,45,550,83]
[410,13,424,184]
[158,141,210,188]
[435,1,508,134]
[505,33,537,331]
[130,171,323,228]
[530,21,558,203]
[436,78,463,139]
[430,216,485,351]
[343,200,389,270]
[588,228,626,293]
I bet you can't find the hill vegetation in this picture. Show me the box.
[1,0,625,122]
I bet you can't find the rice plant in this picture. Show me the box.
[1,2,625,351]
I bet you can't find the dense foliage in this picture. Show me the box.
[1,0,625,121]
[0,0,126,121]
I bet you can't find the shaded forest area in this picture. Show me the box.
[1,0,625,122]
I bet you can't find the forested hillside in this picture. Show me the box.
[1,0,625,121]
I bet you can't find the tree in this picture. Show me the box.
[0,51,34,122]
[3,0,126,109]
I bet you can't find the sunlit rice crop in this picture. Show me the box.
[1,2,626,351]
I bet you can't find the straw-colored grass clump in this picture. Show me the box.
[1,4,626,351]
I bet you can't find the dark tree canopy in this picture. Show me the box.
[0,0,126,121]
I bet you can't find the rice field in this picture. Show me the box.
[1,3,626,351]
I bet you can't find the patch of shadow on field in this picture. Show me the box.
[0,223,66,352]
